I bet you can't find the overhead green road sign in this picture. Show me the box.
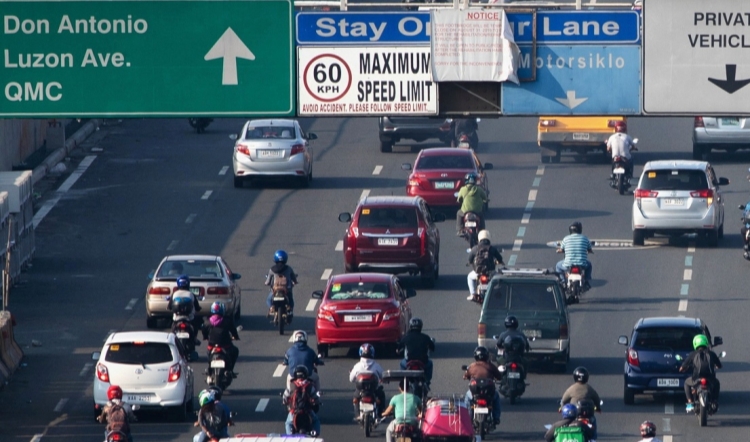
[1,0,294,117]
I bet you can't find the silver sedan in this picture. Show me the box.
[231,119,317,188]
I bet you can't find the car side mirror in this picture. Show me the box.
[718,177,730,186]
[483,162,493,170]
[229,133,238,140]
[232,273,241,281]
[406,288,417,299]
[618,335,628,345]
[92,351,101,360]
[432,212,446,222]
[401,163,412,171]
[713,336,723,347]
[338,212,352,223]
[312,290,323,299]
[307,133,318,140]
[740,205,746,210]
[148,271,154,279]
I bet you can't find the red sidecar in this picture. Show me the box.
[421,396,475,442]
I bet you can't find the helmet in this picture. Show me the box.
[464,173,478,185]
[274,250,288,264]
[561,403,578,419]
[640,421,656,438]
[293,365,310,380]
[473,346,489,362]
[569,221,583,235]
[176,275,190,290]
[693,334,709,350]
[210,302,225,316]
[293,330,308,344]
[207,385,223,401]
[573,366,589,383]
[359,343,375,359]
[107,385,123,401]
[409,317,423,332]
[614,120,627,133]
[199,389,216,407]
[504,315,519,330]
[478,230,491,242]
[576,399,595,418]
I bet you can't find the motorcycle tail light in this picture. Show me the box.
[361,396,374,403]
[168,363,181,382]
[476,399,488,407]
[700,378,708,386]
[510,362,518,371]
[570,266,582,274]
[179,323,187,329]
[111,434,124,441]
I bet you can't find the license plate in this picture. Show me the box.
[345,315,372,322]
[434,181,454,189]
[377,238,398,246]
[126,394,153,403]
[176,332,190,339]
[507,372,521,379]
[568,274,582,281]
[210,360,226,368]
[523,329,541,338]
[360,403,375,412]
[258,149,283,158]
[573,132,590,140]
[465,221,477,227]
[395,437,411,442]
[474,407,489,414]
[273,297,286,302]
[657,378,679,387]
[613,167,625,174]
[720,118,739,126]
[477,284,487,292]
[663,198,685,206]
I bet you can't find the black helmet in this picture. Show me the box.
[473,346,489,362]
[576,399,595,419]
[464,173,478,185]
[409,317,423,332]
[504,315,519,330]
[293,365,310,380]
[569,221,582,234]
[640,421,656,438]
[573,366,589,383]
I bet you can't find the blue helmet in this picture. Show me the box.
[274,250,288,264]
[176,275,190,290]
[210,302,225,316]
[359,343,375,359]
[561,403,578,419]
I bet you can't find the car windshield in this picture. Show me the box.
[487,282,558,310]
[245,126,295,140]
[416,155,474,170]
[633,327,700,350]
[157,260,222,280]
[357,207,418,228]
[105,342,173,365]
[328,282,390,300]
[640,169,708,190]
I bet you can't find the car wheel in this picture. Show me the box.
[624,385,636,405]
[233,176,243,188]
[146,316,158,329]
[633,229,645,246]
[380,141,393,153]
[718,223,724,239]
[706,229,719,247]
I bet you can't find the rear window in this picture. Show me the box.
[487,282,559,311]
[245,126,295,140]
[357,207,418,228]
[416,155,474,170]
[105,343,174,365]
[157,259,222,280]
[633,327,701,351]
[328,281,391,300]
[640,169,708,190]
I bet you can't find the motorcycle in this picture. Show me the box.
[403,360,431,403]
[493,335,531,404]
[206,344,233,390]
[677,351,726,427]
[460,367,497,438]
[171,317,198,361]
[555,242,593,305]
[738,170,750,259]
[355,372,381,437]
[389,420,422,442]
[202,411,236,442]
[451,118,480,150]
[282,392,320,437]
[270,291,292,335]
[609,138,638,195]
[188,118,213,133]
[105,431,129,442]
[382,370,428,442]
[460,212,482,247]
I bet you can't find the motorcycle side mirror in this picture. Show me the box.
[492,335,500,340]
[632,138,639,144]
[338,212,352,223]
[229,133,238,140]
[675,354,683,361]
[483,162,494,170]
[719,351,727,358]
[236,325,243,332]
[714,336,723,346]
[466,248,472,254]
[461,365,468,371]
[618,335,628,345]
[739,205,746,210]
[401,163,412,171]
[311,290,323,299]
[131,404,141,411]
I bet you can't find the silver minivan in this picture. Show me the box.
[632,160,729,247]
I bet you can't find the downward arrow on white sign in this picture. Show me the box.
[204,27,255,85]
[555,90,588,110]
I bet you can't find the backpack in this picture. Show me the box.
[289,379,314,414]
[273,273,289,296]
[473,244,493,274]
[106,403,130,434]
[693,350,715,379]
[554,424,586,442]
[172,295,192,315]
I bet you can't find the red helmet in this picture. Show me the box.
[107,385,123,401]
[640,421,656,437]
[614,121,627,133]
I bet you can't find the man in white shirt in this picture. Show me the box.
[606,121,637,178]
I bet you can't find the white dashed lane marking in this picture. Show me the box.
[512,240,522,251]
[185,213,197,224]
[525,202,534,211]
[201,190,213,200]
[521,213,531,224]
[678,300,688,311]
[360,189,370,200]
[536,165,545,175]
[664,435,673,442]
[517,227,526,237]
[663,418,671,432]
[79,363,93,377]
[335,241,343,251]
[306,299,318,312]
[681,284,689,295]
[125,298,138,310]
[167,240,179,251]
[683,269,692,280]
[372,165,383,175]
[53,398,68,413]
[507,255,517,266]
[273,364,286,377]
[255,398,269,412]
[321,269,332,280]
[528,189,538,201]
[685,256,693,266]
[532,177,541,187]
[219,166,229,175]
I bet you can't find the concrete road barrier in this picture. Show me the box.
[32,119,102,186]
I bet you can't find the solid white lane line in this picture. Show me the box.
[53,398,68,413]
[683,269,692,280]
[528,189,538,201]
[335,240,343,251]
[306,299,318,312]
[255,398,269,412]
[512,239,522,251]
[167,240,179,251]
[678,300,688,311]
[31,434,44,442]
[185,213,197,224]
[321,268,332,280]
[33,155,97,229]
[372,165,383,175]
[273,364,286,377]
[125,298,138,310]
[536,166,545,175]
[201,190,213,200]
[219,166,229,175]
[79,363,93,377]
[360,189,370,200]
[521,213,531,224]
[507,255,517,266]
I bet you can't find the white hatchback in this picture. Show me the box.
[92,331,194,421]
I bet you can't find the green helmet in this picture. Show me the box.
[693,334,709,350]
[199,389,216,407]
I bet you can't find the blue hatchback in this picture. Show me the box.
[618,317,722,405]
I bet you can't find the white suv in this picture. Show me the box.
[632,160,729,247]
[92,331,194,421]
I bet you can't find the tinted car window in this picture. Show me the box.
[640,170,708,190]
[328,282,390,300]
[487,282,558,311]
[245,126,295,139]
[105,343,174,365]
[158,260,222,279]
[358,208,418,228]
[632,327,700,350]
[416,155,474,170]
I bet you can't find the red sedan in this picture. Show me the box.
[402,148,493,208]
[311,273,415,357]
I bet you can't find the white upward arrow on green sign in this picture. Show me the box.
[204,27,255,85]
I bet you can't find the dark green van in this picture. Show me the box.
[477,269,570,372]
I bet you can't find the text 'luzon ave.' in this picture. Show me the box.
[4,14,148,34]
[4,49,131,68]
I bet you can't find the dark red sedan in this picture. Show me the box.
[311,273,415,357]
[402,148,493,208]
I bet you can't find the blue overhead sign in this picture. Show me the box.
[502,45,641,115]
[509,11,640,45]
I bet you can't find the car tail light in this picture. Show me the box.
[627,348,640,367]
[690,189,714,206]
[207,286,229,295]
[290,144,304,156]
[418,227,426,256]
[559,324,568,339]
[408,177,426,190]
[237,144,250,155]
[510,362,518,371]
[478,323,486,338]
[96,363,109,382]
[168,363,181,382]
[382,308,400,321]
[361,396,374,403]
[570,266,582,274]
[318,306,335,322]
[694,116,705,128]
[148,287,170,296]
[476,398,488,406]
[479,274,489,283]
[700,378,708,386]
[540,119,556,127]
[634,189,658,198]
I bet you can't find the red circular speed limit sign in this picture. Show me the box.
[303,53,352,103]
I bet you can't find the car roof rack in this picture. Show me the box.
[497,268,552,276]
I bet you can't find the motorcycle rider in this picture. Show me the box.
[679,334,722,413]
[193,389,232,442]
[201,302,240,378]
[555,221,594,291]
[456,172,488,236]
[637,421,662,442]
[606,120,637,179]
[466,229,505,301]
[381,381,422,442]
[398,317,435,385]
[168,274,202,344]
[544,403,594,442]
[282,365,322,436]
[452,118,479,148]
[98,385,136,442]
[284,330,323,392]
[349,343,386,421]
[463,346,502,427]
[265,250,298,318]
[560,367,601,439]
[495,315,530,380]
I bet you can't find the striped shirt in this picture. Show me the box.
[561,234,591,266]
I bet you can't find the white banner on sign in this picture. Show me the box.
[430,9,520,83]
[297,46,438,116]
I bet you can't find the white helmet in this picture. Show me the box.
[478,230,491,242]
[293,330,308,343]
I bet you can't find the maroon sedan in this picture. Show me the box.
[311,273,415,357]
[402,148,493,208]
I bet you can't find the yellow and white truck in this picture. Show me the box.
[537,116,627,163]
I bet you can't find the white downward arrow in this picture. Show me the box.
[204,27,255,86]
[555,90,588,110]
